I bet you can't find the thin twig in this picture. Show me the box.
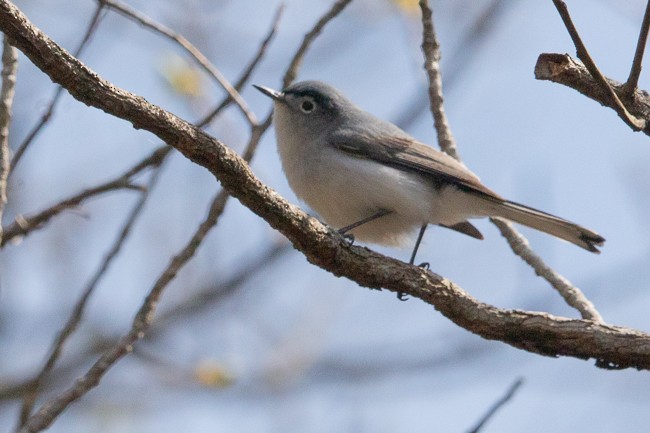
[1,146,169,247]
[551,0,646,131]
[198,4,284,128]
[418,0,459,159]
[283,0,354,87]
[100,0,257,126]
[491,218,603,322]
[418,0,602,321]
[15,157,168,428]
[0,36,17,244]
[624,0,650,95]
[467,377,524,433]
[10,3,105,171]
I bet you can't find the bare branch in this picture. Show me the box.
[624,0,650,95]
[15,158,167,428]
[282,0,353,87]
[1,146,169,247]
[3,0,650,373]
[551,0,646,131]
[0,35,17,244]
[418,0,459,159]
[10,2,105,171]
[100,0,257,126]
[467,377,524,433]
[418,1,600,320]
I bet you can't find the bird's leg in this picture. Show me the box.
[338,209,392,235]
[398,223,429,301]
[409,224,428,265]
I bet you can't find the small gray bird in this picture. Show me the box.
[255,81,604,263]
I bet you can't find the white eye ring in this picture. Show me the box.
[300,98,315,113]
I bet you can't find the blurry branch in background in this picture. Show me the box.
[536,0,648,133]
[0,242,292,403]
[417,0,603,322]
[0,146,167,247]
[15,156,168,429]
[0,36,17,244]
[0,337,117,402]
[466,377,524,433]
[19,184,232,433]
[10,2,105,171]
[100,0,258,126]
[150,241,292,337]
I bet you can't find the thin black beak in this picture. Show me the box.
[253,84,284,101]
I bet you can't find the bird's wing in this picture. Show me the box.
[331,130,504,201]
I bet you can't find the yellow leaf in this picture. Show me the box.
[391,0,420,14]
[193,360,235,388]
[160,53,203,97]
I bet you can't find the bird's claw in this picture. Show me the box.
[339,232,355,246]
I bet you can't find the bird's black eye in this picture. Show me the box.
[300,98,315,113]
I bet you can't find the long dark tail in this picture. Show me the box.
[488,200,605,253]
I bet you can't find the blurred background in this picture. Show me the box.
[2,0,650,431]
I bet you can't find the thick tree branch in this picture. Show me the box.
[1,1,650,373]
